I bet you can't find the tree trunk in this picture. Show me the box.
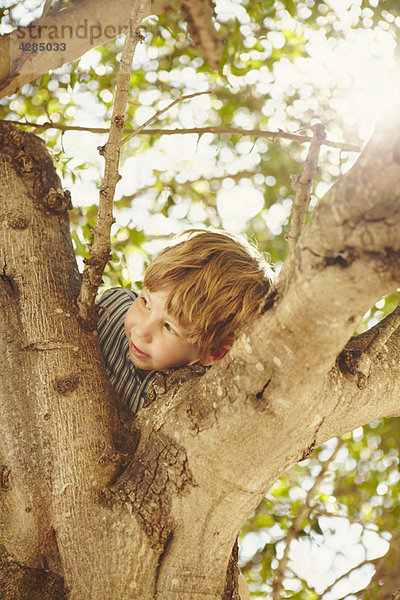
[1,111,400,600]
[0,122,163,599]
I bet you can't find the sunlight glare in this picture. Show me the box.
[306,27,399,138]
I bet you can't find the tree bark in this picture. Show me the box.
[0,109,400,600]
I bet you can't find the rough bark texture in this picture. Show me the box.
[0,0,222,99]
[1,109,400,600]
[0,122,160,599]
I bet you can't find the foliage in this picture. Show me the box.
[1,0,399,597]
[240,419,400,598]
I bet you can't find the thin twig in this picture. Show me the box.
[272,439,344,600]
[121,91,213,145]
[310,507,389,541]
[2,119,362,153]
[76,1,147,327]
[286,123,326,253]
[40,0,53,20]
[320,557,373,598]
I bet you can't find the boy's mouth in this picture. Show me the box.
[131,341,151,359]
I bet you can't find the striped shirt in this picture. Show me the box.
[97,287,156,413]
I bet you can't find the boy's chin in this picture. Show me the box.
[131,356,199,373]
[130,353,168,372]
[129,352,152,371]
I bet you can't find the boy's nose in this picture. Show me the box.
[136,323,153,343]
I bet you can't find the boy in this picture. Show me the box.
[97,229,274,413]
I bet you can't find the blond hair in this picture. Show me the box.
[143,229,274,354]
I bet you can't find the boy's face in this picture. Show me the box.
[124,287,203,372]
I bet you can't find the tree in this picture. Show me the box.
[1,1,400,598]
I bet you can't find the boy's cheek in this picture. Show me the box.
[124,303,136,331]
[123,314,130,338]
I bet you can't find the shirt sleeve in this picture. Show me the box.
[97,287,145,412]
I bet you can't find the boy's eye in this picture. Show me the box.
[165,322,177,335]
[140,295,149,309]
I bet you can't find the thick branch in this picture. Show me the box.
[0,0,222,99]
[363,303,400,358]
[136,110,400,598]
[337,303,400,389]
[0,121,164,599]
[0,0,162,97]
[316,323,400,447]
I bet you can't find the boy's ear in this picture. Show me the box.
[199,344,231,366]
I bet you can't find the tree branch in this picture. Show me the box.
[0,0,222,100]
[180,0,224,69]
[0,0,173,99]
[142,111,400,597]
[76,1,148,327]
[40,0,53,19]
[338,303,400,389]
[0,0,54,96]
[178,0,223,69]
[286,123,326,253]
[355,303,400,382]
[2,119,362,153]
[317,326,400,449]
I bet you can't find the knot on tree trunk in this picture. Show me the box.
[0,550,66,600]
[0,122,71,217]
